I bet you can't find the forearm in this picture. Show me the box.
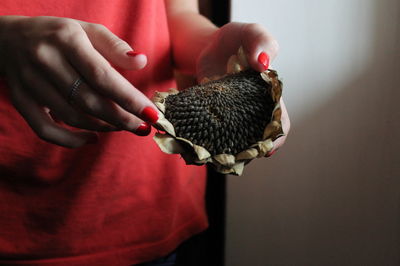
[165,1,218,74]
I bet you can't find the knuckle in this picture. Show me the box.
[244,23,268,39]
[51,19,83,43]
[54,18,82,34]
[269,39,280,55]
[91,23,107,32]
[80,94,102,115]
[90,65,111,84]
[243,23,280,55]
[108,37,129,51]
[119,97,138,113]
[27,43,49,65]
[89,23,128,51]
[245,23,265,34]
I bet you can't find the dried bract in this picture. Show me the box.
[152,47,283,175]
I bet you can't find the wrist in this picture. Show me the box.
[168,11,218,75]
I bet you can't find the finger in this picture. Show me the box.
[18,62,117,132]
[268,98,290,155]
[54,27,159,123]
[241,23,280,72]
[279,98,290,136]
[79,22,147,70]
[270,136,286,154]
[28,45,152,132]
[8,75,97,148]
[72,86,150,134]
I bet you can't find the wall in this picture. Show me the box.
[226,0,400,265]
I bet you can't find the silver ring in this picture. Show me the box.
[67,77,83,105]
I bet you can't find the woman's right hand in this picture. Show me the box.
[0,16,159,148]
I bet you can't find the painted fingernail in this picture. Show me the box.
[141,107,159,124]
[135,122,151,136]
[126,51,143,57]
[258,52,270,71]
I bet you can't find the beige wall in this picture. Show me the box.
[226,0,400,265]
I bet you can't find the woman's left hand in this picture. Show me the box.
[196,22,290,154]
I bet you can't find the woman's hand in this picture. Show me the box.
[196,22,290,154]
[0,16,159,148]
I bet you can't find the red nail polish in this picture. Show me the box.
[258,52,270,70]
[135,122,151,136]
[126,51,143,57]
[141,107,159,123]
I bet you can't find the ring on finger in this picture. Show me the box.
[67,77,84,105]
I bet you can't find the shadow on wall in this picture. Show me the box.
[226,0,400,265]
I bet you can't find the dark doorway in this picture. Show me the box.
[175,1,230,266]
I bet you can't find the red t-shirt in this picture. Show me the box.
[0,1,208,265]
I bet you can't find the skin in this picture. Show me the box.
[166,0,289,153]
[0,0,290,152]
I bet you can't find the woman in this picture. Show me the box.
[0,0,289,265]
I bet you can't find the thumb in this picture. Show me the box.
[241,23,280,72]
[80,22,147,70]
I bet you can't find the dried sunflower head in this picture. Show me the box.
[152,47,283,175]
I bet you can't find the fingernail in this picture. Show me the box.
[135,122,151,136]
[49,111,61,123]
[258,52,270,71]
[141,107,159,124]
[87,134,99,144]
[126,51,143,57]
